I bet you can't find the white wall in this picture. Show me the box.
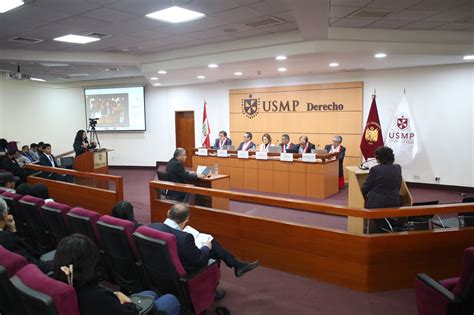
[0,63,472,187]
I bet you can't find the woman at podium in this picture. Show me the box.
[73,130,96,156]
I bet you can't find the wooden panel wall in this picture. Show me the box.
[229,82,363,175]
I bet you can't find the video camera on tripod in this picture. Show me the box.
[89,118,99,128]
[88,118,100,148]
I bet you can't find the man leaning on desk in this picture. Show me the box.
[166,148,205,202]
[212,131,232,149]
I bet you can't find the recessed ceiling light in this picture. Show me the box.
[153,83,161,86]
[374,53,387,58]
[146,6,205,24]
[329,62,339,67]
[276,55,287,60]
[197,75,205,79]
[463,55,474,60]
[0,0,24,13]
[158,70,167,74]
[150,77,158,80]
[30,78,45,82]
[278,67,287,72]
[40,63,69,67]
[234,72,243,76]
[208,64,218,68]
[54,34,100,44]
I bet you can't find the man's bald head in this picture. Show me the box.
[167,203,190,224]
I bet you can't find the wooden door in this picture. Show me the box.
[175,111,195,167]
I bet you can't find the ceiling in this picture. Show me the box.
[0,0,472,85]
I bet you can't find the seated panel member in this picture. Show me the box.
[258,133,273,152]
[280,134,298,153]
[297,136,316,154]
[166,148,204,201]
[149,203,259,276]
[236,132,256,151]
[212,131,232,149]
[325,135,346,189]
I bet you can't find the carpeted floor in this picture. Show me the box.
[109,167,471,315]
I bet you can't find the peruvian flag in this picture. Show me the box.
[360,95,384,160]
[201,101,211,148]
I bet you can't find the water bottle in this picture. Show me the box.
[214,162,219,176]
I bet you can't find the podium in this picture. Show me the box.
[73,150,110,189]
[346,166,412,234]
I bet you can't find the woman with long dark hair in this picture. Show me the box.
[52,234,180,315]
[73,130,96,156]
[111,201,141,228]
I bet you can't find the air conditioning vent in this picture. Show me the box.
[85,32,111,39]
[244,16,285,28]
[349,10,392,18]
[8,37,43,44]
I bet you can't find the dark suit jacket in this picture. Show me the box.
[212,138,232,149]
[324,145,346,177]
[1,156,27,180]
[0,230,50,272]
[361,163,402,209]
[297,142,316,153]
[75,285,140,315]
[39,154,58,167]
[279,143,298,153]
[236,141,256,151]
[74,139,96,156]
[148,222,210,274]
[165,157,197,201]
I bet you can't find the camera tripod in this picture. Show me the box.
[88,120,101,149]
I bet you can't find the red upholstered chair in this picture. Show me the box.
[416,247,474,315]
[10,264,79,315]
[1,191,31,239]
[97,215,144,293]
[18,195,53,252]
[0,246,28,315]
[41,202,71,246]
[133,226,220,314]
[66,207,101,246]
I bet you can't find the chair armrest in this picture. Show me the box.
[179,259,219,282]
[416,274,456,302]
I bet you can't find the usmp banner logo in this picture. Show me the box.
[241,94,260,119]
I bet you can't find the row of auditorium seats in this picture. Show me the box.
[0,190,220,314]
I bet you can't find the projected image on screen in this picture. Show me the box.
[84,86,146,131]
[86,94,130,127]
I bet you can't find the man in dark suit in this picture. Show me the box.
[0,198,51,272]
[166,148,204,201]
[149,203,259,276]
[297,135,316,153]
[212,131,232,149]
[236,132,256,151]
[1,150,28,183]
[39,143,58,167]
[325,135,346,189]
[280,134,298,153]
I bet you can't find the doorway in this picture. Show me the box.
[175,111,195,167]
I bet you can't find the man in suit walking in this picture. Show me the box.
[149,203,259,276]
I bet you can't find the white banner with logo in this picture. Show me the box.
[385,94,419,166]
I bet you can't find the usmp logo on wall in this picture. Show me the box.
[241,94,260,119]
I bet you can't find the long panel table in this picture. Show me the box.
[192,153,339,199]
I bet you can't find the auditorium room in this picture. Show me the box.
[0,0,473,314]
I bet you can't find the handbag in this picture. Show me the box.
[130,293,155,315]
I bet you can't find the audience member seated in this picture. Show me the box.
[15,183,32,196]
[325,135,346,190]
[0,138,8,156]
[0,172,19,193]
[31,183,54,203]
[1,150,29,183]
[0,198,51,273]
[39,143,58,167]
[212,130,232,149]
[15,149,31,168]
[52,233,180,315]
[37,141,46,159]
[29,143,40,161]
[111,201,141,228]
[149,203,260,276]
[236,132,256,151]
[20,145,35,163]
[166,148,204,202]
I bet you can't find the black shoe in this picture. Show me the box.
[215,287,226,301]
[234,260,260,278]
